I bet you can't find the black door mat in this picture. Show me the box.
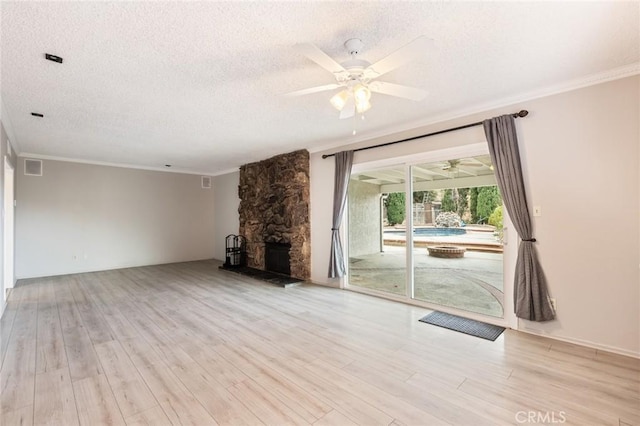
[419,311,505,341]
[219,265,303,287]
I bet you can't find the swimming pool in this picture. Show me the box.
[385,227,467,237]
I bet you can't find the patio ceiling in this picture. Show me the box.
[353,154,498,192]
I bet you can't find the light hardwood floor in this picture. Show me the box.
[1,260,638,425]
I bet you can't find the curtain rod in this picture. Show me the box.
[321,110,529,159]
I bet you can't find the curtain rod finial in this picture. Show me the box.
[516,110,529,118]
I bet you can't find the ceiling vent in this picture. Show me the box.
[25,159,43,176]
[201,176,211,189]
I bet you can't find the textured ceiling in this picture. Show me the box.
[1,1,638,175]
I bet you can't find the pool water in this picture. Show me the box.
[385,227,467,237]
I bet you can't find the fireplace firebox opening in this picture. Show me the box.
[265,242,291,276]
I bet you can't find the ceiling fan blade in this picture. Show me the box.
[339,97,355,119]
[366,36,433,78]
[283,83,342,97]
[369,81,428,101]
[295,43,348,76]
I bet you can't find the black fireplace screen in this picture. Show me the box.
[265,242,291,275]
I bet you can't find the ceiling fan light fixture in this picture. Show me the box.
[288,37,432,124]
[353,84,371,104]
[356,100,371,113]
[330,90,349,111]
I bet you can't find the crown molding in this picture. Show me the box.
[210,167,240,177]
[13,63,639,173]
[308,62,640,155]
[18,153,216,177]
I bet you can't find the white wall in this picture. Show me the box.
[206,76,639,355]
[309,76,639,356]
[212,170,240,261]
[0,122,17,318]
[16,159,215,278]
[309,152,337,286]
[515,77,639,357]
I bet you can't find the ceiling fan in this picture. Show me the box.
[440,159,484,171]
[285,37,432,119]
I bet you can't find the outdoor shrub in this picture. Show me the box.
[457,187,469,218]
[441,188,469,217]
[441,189,456,212]
[469,187,479,222]
[489,205,504,242]
[476,186,502,223]
[435,211,462,228]
[488,205,503,229]
[385,192,406,225]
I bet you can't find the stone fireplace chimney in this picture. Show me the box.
[238,150,310,280]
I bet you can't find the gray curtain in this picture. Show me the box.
[328,150,354,278]
[483,115,555,321]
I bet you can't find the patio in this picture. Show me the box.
[348,244,504,317]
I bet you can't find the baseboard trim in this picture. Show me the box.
[15,257,217,280]
[518,327,639,359]
[0,287,11,319]
[308,280,341,288]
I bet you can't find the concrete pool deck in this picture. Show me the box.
[348,245,504,318]
[383,226,503,253]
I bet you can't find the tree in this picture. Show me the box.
[457,187,470,218]
[413,190,437,204]
[469,187,479,222]
[476,186,502,223]
[385,192,406,225]
[441,189,456,212]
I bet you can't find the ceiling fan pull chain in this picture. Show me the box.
[352,109,358,135]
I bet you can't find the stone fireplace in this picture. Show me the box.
[238,150,310,280]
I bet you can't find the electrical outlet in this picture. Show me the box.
[550,298,557,311]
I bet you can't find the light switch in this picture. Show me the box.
[533,206,541,217]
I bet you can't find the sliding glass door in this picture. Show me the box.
[410,157,504,318]
[347,154,505,321]
[347,167,406,296]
